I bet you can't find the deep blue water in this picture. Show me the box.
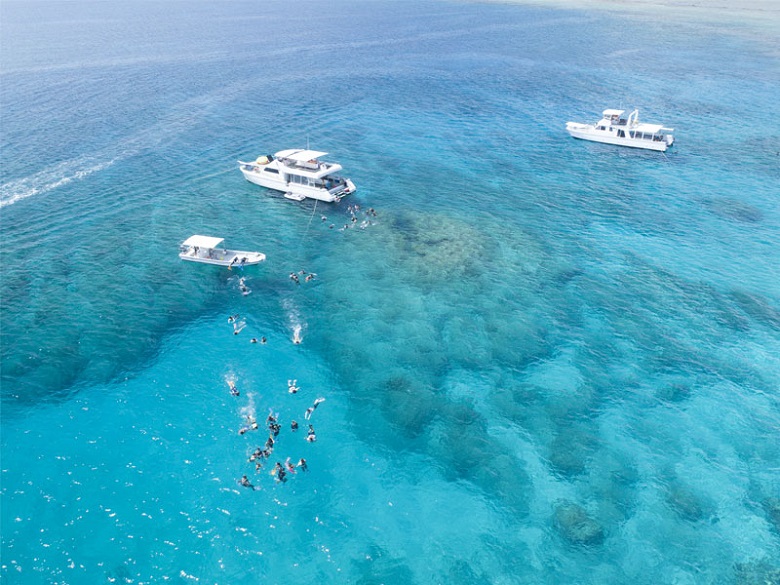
[2,1,779,583]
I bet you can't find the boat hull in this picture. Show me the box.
[239,166,354,203]
[566,123,671,152]
[179,249,265,267]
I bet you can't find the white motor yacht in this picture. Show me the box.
[179,235,266,268]
[238,149,356,202]
[566,109,674,152]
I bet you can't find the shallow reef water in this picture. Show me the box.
[2,0,780,583]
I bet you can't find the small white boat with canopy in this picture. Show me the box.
[238,149,356,203]
[179,235,266,268]
[566,109,674,152]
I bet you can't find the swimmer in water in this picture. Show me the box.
[239,475,256,490]
[297,458,308,471]
[285,458,297,474]
[292,327,303,345]
[289,272,300,285]
[290,420,299,431]
[250,338,258,344]
[260,336,267,344]
[228,380,239,396]
[303,397,326,420]
[306,425,316,442]
[288,379,299,394]
[272,462,287,482]
[228,314,240,324]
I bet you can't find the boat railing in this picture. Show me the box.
[281,158,326,171]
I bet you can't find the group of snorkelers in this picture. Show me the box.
[289,269,317,285]
[333,204,377,232]
[234,391,324,489]
[227,314,268,345]
[224,231,362,491]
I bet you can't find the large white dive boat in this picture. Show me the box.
[238,149,356,202]
[179,235,266,268]
[566,109,674,152]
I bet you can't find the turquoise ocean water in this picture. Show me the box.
[2,1,779,582]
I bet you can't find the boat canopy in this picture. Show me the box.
[636,123,667,133]
[603,109,625,117]
[276,149,329,162]
[182,235,224,249]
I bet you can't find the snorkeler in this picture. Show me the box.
[239,475,256,490]
[272,462,287,482]
[303,397,326,420]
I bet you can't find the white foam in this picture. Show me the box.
[0,158,115,209]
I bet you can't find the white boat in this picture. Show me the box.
[566,109,674,152]
[179,235,266,267]
[238,149,356,203]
